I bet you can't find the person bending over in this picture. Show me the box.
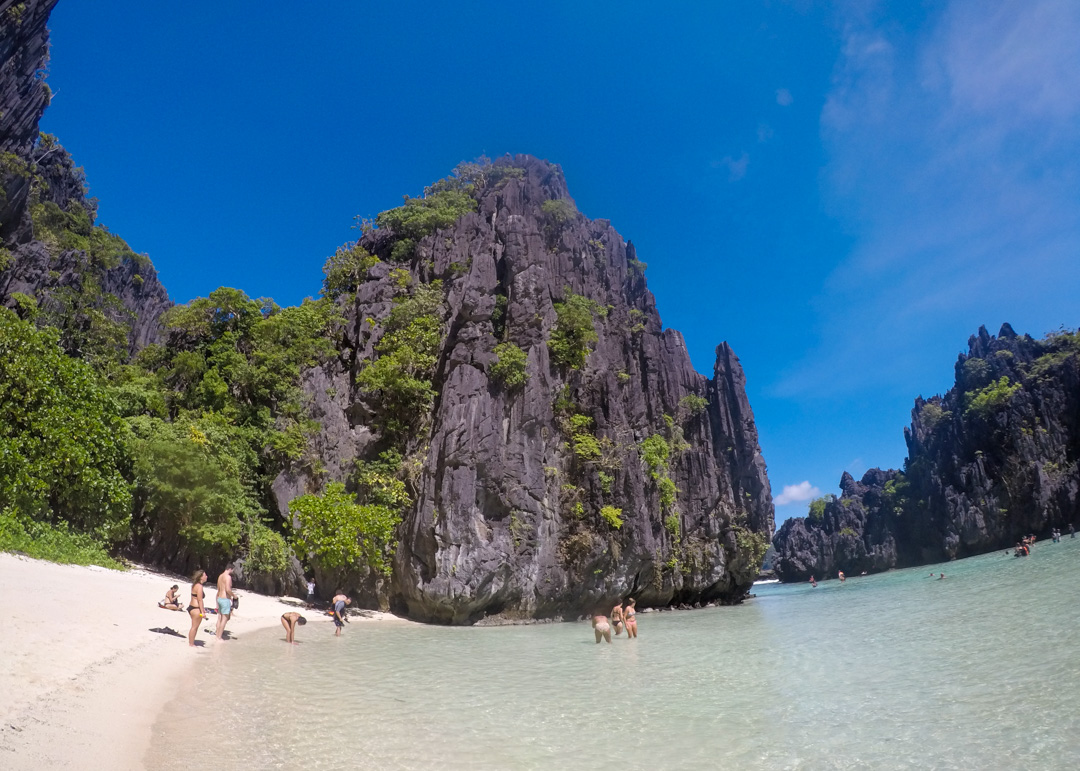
[281,612,307,644]
[331,591,351,636]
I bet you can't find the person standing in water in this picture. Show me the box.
[280,612,306,644]
[838,571,846,583]
[187,570,208,647]
[331,591,351,636]
[623,598,638,639]
[592,614,612,644]
[611,600,625,636]
[215,566,235,641]
[809,575,817,587]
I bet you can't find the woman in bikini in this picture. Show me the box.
[187,570,208,647]
[611,600,625,636]
[624,597,638,639]
[592,614,612,644]
[159,585,181,611]
[281,612,307,644]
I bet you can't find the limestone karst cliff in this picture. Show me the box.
[773,323,1080,581]
[1,0,170,351]
[274,157,774,622]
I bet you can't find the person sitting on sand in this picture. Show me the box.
[592,614,612,644]
[281,612,307,644]
[624,598,638,639]
[159,584,182,611]
[331,591,351,636]
[187,570,208,647]
[611,600,625,636]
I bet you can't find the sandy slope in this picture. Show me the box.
[0,553,397,769]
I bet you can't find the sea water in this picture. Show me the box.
[148,539,1080,769]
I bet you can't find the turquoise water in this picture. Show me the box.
[149,539,1080,769]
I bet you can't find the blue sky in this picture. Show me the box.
[41,1,1080,524]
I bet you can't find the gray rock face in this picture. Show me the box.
[276,156,774,623]
[0,0,171,349]
[0,0,57,244]
[773,323,1080,581]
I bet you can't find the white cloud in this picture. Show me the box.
[773,0,1080,400]
[757,122,774,143]
[776,88,794,106]
[774,481,822,505]
[719,152,749,181]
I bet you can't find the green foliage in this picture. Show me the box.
[356,281,444,437]
[541,198,576,226]
[598,471,614,495]
[964,376,1021,417]
[839,527,858,537]
[640,434,670,480]
[567,414,602,462]
[918,402,952,432]
[627,309,646,335]
[679,394,708,418]
[376,188,477,255]
[322,243,379,299]
[733,525,769,568]
[664,513,681,539]
[491,292,508,339]
[0,510,123,569]
[490,342,529,388]
[354,451,411,513]
[600,505,624,530]
[0,309,133,543]
[617,370,631,384]
[658,476,678,511]
[0,247,12,272]
[548,291,604,369]
[247,522,291,576]
[509,512,532,547]
[6,4,27,27]
[808,496,830,523]
[129,417,256,560]
[289,481,400,575]
[628,257,648,274]
[961,358,991,390]
[30,199,136,268]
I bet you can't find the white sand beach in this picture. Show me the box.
[0,553,399,769]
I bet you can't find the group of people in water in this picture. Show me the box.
[590,598,639,643]
[159,569,355,646]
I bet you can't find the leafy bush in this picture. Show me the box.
[918,402,952,432]
[664,513,680,539]
[839,527,858,538]
[541,199,576,226]
[548,291,604,369]
[567,414,602,462]
[808,496,830,522]
[247,522,291,576]
[679,394,708,418]
[323,243,379,299]
[600,505,623,529]
[0,309,133,542]
[964,376,1021,417]
[640,435,670,479]
[356,281,444,436]
[490,342,529,388]
[733,525,769,568]
[376,189,477,255]
[289,481,400,575]
[0,510,124,569]
[658,476,678,511]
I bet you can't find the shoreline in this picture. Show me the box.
[0,553,401,770]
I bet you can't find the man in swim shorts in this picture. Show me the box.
[592,614,612,644]
[215,566,236,640]
[331,591,351,636]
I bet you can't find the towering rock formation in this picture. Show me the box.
[276,157,774,623]
[1,0,170,351]
[774,323,1080,581]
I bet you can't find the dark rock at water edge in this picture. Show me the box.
[275,155,774,623]
[773,323,1080,581]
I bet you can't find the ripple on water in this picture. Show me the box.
[149,540,1080,770]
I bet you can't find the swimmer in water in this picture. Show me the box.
[592,614,612,644]
[809,575,817,587]
[611,600,625,636]
[839,571,846,583]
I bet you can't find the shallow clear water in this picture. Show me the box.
[149,539,1080,769]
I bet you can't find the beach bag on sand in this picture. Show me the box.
[232,597,240,610]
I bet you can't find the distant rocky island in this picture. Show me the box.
[1,0,774,623]
[773,323,1080,581]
